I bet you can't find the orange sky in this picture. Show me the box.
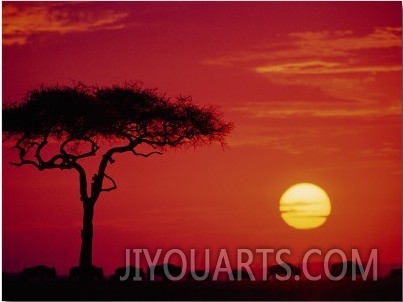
[2,2,401,276]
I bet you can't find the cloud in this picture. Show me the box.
[228,120,343,155]
[288,27,401,54]
[230,131,342,155]
[203,27,402,67]
[255,60,401,75]
[231,101,401,119]
[229,121,401,174]
[228,101,401,160]
[3,3,129,46]
[203,27,401,105]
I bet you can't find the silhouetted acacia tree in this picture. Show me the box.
[3,82,233,278]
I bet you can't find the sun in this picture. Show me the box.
[279,183,331,230]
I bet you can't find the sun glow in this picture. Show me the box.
[279,183,331,230]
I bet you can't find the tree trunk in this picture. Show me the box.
[79,202,94,273]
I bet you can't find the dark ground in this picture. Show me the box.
[2,277,402,301]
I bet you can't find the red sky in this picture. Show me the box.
[2,2,401,276]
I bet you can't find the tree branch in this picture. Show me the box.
[11,137,41,169]
[10,134,91,201]
[100,173,117,192]
[90,135,142,201]
[10,151,41,169]
[34,133,49,165]
[60,137,100,160]
[131,150,163,157]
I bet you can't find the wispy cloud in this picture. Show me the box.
[204,27,401,67]
[255,60,401,75]
[230,122,401,173]
[287,27,401,55]
[3,3,129,46]
[228,119,343,154]
[228,100,401,162]
[203,27,401,106]
[231,101,401,119]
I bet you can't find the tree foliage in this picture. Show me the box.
[4,82,232,147]
[3,82,232,174]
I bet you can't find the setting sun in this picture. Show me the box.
[279,183,331,230]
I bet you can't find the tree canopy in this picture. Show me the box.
[4,82,232,148]
[3,83,233,172]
